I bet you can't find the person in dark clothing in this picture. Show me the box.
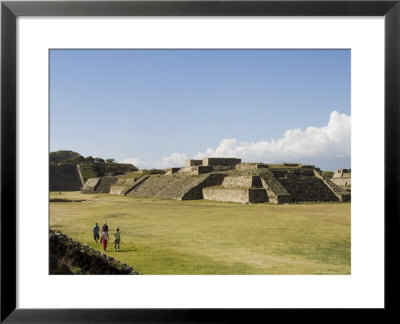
[93,223,100,243]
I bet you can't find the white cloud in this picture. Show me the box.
[195,111,350,163]
[154,152,188,168]
[120,111,350,169]
[120,153,188,169]
[118,157,149,168]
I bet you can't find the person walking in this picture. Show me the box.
[101,230,109,252]
[102,222,109,234]
[93,223,100,243]
[114,228,121,251]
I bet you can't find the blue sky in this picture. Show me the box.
[50,49,350,171]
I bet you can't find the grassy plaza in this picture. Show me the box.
[50,191,351,275]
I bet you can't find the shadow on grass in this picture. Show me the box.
[109,248,139,253]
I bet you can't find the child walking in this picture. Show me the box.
[114,228,121,252]
[101,231,109,252]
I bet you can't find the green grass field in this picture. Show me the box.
[50,191,351,275]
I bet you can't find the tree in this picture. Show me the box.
[94,157,105,163]
[322,171,334,180]
[85,156,94,162]
[106,159,115,163]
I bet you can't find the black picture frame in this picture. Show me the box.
[1,0,399,322]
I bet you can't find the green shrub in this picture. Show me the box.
[322,171,334,180]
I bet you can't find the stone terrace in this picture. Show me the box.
[81,158,350,204]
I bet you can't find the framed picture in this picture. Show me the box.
[1,0,399,322]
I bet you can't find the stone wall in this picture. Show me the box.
[180,165,214,175]
[236,163,269,170]
[165,168,180,175]
[248,189,269,203]
[192,166,214,175]
[50,164,83,191]
[202,158,241,166]
[49,230,138,275]
[333,169,351,175]
[282,162,300,166]
[221,176,262,188]
[331,178,351,187]
[331,169,351,188]
[185,159,202,167]
[203,188,267,204]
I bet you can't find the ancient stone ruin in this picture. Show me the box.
[331,169,351,192]
[49,150,137,192]
[82,158,351,204]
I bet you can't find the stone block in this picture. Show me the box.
[165,168,180,175]
[203,187,268,204]
[202,158,241,166]
[185,159,202,167]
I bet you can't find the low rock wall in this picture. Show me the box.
[191,166,214,175]
[165,168,180,175]
[236,163,269,170]
[202,158,241,166]
[221,176,262,188]
[203,187,268,204]
[331,178,351,187]
[49,230,138,275]
[185,159,202,167]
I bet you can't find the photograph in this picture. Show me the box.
[49,49,351,275]
[2,0,398,320]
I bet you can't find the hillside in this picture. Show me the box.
[79,162,138,182]
[50,150,84,165]
[49,151,139,185]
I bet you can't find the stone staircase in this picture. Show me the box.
[278,174,339,202]
[313,169,351,202]
[257,169,292,204]
[92,176,119,193]
[127,173,225,200]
